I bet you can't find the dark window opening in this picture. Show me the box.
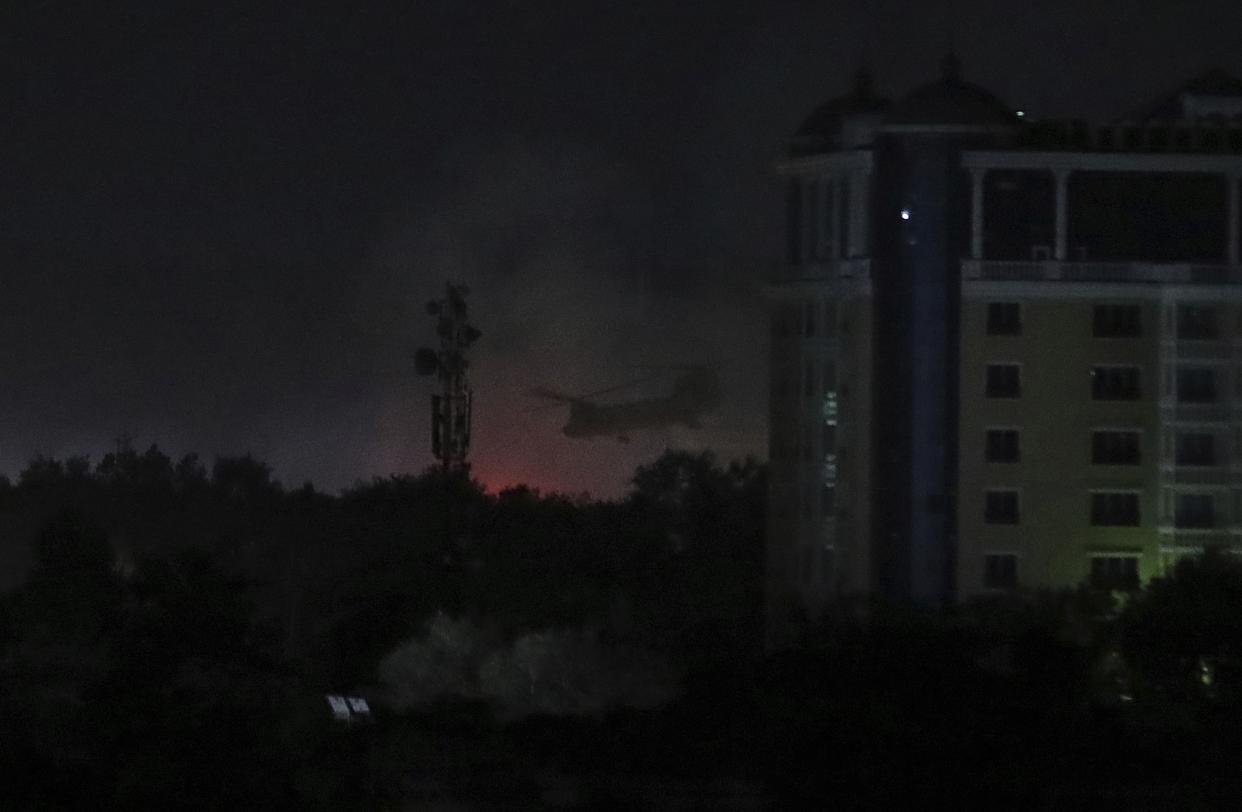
[985,429,1020,463]
[1091,492,1141,526]
[1091,366,1142,400]
[985,490,1020,524]
[1092,431,1141,465]
[987,302,1022,335]
[1093,304,1142,337]
[1176,304,1219,340]
[1090,556,1139,590]
[1175,433,1216,466]
[984,553,1019,589]
[986,364,1022,398]
[1176,367,1218,403]
[1175,493,1216,528]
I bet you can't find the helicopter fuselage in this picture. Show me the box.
[560,367,722,440]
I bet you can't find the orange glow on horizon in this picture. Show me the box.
[470,459,597,498]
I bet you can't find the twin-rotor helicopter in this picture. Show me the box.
[530,365,723,443]
[414,283,724,459]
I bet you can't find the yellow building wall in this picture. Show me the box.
[957,293,1162,597]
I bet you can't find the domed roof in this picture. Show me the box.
[885,53,1017,129]
[1119,68,1242,124]
[796,68,892,139]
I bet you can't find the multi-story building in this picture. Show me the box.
[766,57,1242,627]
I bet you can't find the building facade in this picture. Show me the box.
[767,59,1242,625]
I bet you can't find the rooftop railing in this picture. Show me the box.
[962,260,1242,284]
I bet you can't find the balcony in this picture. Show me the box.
[1158,525,1233,538]
[1159,397,1234,425]
[962,260,1242,285]
[1162,339,1234,362]
[1158,466,1233,487]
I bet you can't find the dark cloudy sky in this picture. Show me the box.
[3,1,1240,496]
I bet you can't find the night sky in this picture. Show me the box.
[5,2,1241,497]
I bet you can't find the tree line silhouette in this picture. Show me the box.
[3,440,1242,806]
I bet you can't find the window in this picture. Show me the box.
[823,359,837,390]
[987,302,1022,336]
[1090,556,1139,590]
[1093,304,1141,337]
[1175,493,1215,528]
[1175,432,1216,466]
[986,364,1021,398]
[1176,367,1218,403]
[1092,430,1141,465]
[823,394,838,426]
[984,553,1019,589]
[804,360,815,398]
[804,301,817,337]
[1091,492,1140,526]
[823,301,837,336]
[1091,366,1141,400]
[1177,304,1218,340]
[985,490,1020,524]
[985,429,1020,463]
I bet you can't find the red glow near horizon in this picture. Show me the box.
[470,458,602,498]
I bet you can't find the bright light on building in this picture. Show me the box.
[900,208,911,220]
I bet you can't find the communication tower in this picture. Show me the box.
[415,283,481,472]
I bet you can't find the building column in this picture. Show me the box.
[1054,169,1071,261]
[969,168,985,259]
[1228,172,1239,266]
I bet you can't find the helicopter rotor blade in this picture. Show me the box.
[528,386,581,403]
[572,372,669,401]
[626,363,713,373]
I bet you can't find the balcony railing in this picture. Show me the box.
[1162,339,1235,361]
[1159,398,1236,424]
[962,260,1241,284]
